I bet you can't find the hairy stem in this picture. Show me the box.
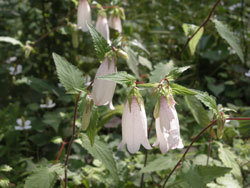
[64,92,81,188]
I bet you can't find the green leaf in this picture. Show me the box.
[149,60,174,82]
[52,53,84,93]
[129,40,150,55]
[0,36,24,47]
[185,95,210,126]
[78,134,119,183]
[140,155,175,173]
[218,145,242,184]
[167,66,191,81]
[195,91,219,115]
[24,166,57,188]
[213,19,244,63]
[138,56,152,70]
[98,71,135,86]
[182,163,231,188]
[43,112,62,132]
[99,105,123,128]
[87,24,111,61]
[125,47,140,78]
[182,24,204,55]
[170,83,197,95]
[86,107,99,146]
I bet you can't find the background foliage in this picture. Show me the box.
[0,0,249,187]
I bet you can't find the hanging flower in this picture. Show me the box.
[77,0,91,32]
[118,96,152,154]
[91,57,116,109]
[96,12,110,44]
[108,16,122,33]
[40,99,56,109]
[153,96,183,154]
[15,118,32,131]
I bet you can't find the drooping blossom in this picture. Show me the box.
[9,64,22,75]
[96,13,110,44]
[40,99,56,109]
[108,16,122,33]
[153,96,183,154]
[15,118,32,131]
[91,57,116,109]
[118,96,152,154]
[77,0,91,32]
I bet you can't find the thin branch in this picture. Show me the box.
[64,92,81,188]
[206,129,213,165]
[162,117,250,188]
[140,116,154,188]
[179,0,221,57]
[54,139,68,164]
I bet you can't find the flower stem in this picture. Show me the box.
[64,92,81,188]
[161,117,250,187]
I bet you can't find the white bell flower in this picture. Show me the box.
[77,0,91,32]
[153,96,183,154]
[91,57,116,109]
[118,96,152,154]
[96,14,110,44]
[108,16,122,33]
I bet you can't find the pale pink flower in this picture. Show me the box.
[91,57,116,109]
[108,16,122,33]
[77,0,91,32]
[118,97,152,154]
[153,96,183,154]
[96,15,110,44]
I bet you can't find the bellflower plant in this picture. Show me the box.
[77,0,91,32]
[108,16,122,33]
[91,57,117,109]
[118,89,152,154]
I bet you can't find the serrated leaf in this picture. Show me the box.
[86,107,99,146]
[149,60,174,82]
[98,71,135,86]
[129,40,149,55]
[213,19,244,63]
[182,24,204,55]
[52,53,84,93]
[78,134,119,183]
[170,83,197,95]
[218,145,242,184]
[87,24,111,61]
[185,95,210,126]
[138,56,152,70]
[125,47,140,78]
[24,167,57,188]
[167,66,191,80]
[0,36,24,47]
[140,155,175,173]
[195,91,219,115]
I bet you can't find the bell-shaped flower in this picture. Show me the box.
[153,96,183,154]
[77,0,91,32]
[118,96,152,154]
[91,57,116,109]
[108,16,122,33]
[96,13,110,44]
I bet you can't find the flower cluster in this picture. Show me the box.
[77,0,125,41]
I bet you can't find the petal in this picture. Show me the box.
[25,120,31,126]
[15,126,23,130]
[16,118,22,125]
[77,0,91,32]
[154,118,169,154]
[108,16,122,33]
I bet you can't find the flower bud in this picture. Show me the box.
[77,0,91,32]
[81,95,93,131]
[91,57,117,109]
